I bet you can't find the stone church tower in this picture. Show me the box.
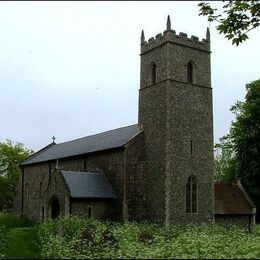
[138,16,214,225]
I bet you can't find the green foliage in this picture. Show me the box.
[0,213,35,230]
[230,80,260,179]
[230,79,260,221]
[0,213,37,259]
[214,134,237,181]
[5,227,40,259]
[214,79,260,221]
[199,1,260,45]
[0,140,34,210]
[37,216,260,259]
[0,225,7,258]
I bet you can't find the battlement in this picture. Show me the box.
[141,16,210,55]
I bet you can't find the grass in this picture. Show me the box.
[5,227,40,259]
[0,213,40,259]
[0,213,35,230]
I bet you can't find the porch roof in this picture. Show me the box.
[61,170,116,199]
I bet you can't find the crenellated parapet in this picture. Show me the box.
[140,15,210,55]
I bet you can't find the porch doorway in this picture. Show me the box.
[50,196,60,219]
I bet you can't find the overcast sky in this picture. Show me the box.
[1,1,260,151]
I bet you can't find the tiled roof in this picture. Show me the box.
[21,124,140,165]
[61,170,116,199]
[214,181,256,215]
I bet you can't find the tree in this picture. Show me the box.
[198,1,260,45]
[0,140,34,210]
[214,134,237,182]
[231,79,260,221]
[215,79,260,221]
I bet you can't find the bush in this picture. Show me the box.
[0,213,35,230]
[0,225,7,258]
[37,216,260,259]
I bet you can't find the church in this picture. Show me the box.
[14,16,255,229]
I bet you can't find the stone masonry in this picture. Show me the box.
[138,16,214,224]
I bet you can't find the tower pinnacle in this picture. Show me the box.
[141,30,145,44]
[166,15,171,30]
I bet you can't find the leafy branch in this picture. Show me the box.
[199,1,260,45]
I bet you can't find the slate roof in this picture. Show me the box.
[214,181,256,215]
[61,170,116,199]
[21,124,140,165]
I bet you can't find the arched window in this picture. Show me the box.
[187,61,193,83]
[186,175,197,213]
[151,62,157,84]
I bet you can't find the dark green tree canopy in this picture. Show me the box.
[231,80,260,215]
[199,1,260,45]
[0,140,34,210]
[215,79,260,221]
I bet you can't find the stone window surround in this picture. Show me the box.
[186,175,198,213]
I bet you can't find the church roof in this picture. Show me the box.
[61,170,116,199]
[21,124,140,165]
[214,181,256,215]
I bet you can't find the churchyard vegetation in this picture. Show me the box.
[0,225,7,258]
[37,216,260,259]
[0,213,39,258]
[1,214,260,258]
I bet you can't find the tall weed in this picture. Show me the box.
[37,216,260,259]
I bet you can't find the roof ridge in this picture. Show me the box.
[55,124,138,146]
[21,123,140,166]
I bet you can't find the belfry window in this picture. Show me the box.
[187,61,193,83]
[151,62,157,84]
[186,175,197,213]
